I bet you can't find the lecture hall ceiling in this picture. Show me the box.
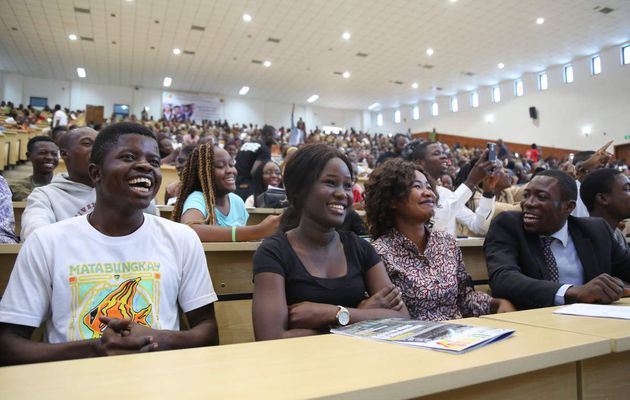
[0,0,629,110]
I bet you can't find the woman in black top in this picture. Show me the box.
[252,144,409,341]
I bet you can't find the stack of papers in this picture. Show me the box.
[553,303,630,320]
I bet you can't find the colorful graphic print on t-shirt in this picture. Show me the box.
[68,261,161,340]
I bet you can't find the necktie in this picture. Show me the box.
[541,236,559,282]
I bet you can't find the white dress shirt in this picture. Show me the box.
[433,184,495,236]
[543,221,585,305]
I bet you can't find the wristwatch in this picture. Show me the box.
[335,305,350,326]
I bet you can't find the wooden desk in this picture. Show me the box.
[0,133,10,171]
[0,318,610,400]
[482,300,630,400]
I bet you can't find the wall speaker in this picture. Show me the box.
[529,106,538,120]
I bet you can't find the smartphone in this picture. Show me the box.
[487,143,496,162]
[569,153,574,162]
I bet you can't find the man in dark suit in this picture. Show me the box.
[484,169,630,310]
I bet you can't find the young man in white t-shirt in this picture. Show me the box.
[0,122,219,365]
[52,104,68,127]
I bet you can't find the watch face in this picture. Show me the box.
[338,309,350,326]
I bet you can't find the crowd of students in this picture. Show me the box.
[0,106,629,366]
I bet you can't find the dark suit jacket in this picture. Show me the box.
[484,211,630,310]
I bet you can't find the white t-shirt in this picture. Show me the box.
[53,110,68,127]
[0,214,217,343]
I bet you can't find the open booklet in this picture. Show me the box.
[331,318,515,354]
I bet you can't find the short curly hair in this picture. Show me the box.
[364,158,437,238]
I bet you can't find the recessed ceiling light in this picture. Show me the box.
[163,77,172,87]
[368,103,380,110]
[426,48,434,56]
[342,71,351,78]
[76,67,86,78]
[536,17,545,24]
[263,60,272,67]
[307,95,319,103]
[68,34,77,41]
[172,48,181,55]
[243,13,252,22]
[498,63,505,69]
[342,31,351,40]
[411,82,419,89]
[450,0,457,2]
[239,86,250,95]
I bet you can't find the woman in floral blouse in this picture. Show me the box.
[364,158,514,321]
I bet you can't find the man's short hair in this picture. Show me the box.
[27,136,56,153]
[409,141,437,162]
[580,168,622,212]
[535,169,577,202]
[91,122,156,166]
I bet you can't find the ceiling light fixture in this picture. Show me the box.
[239,86,250,95]
[263,60,272,67]
[307,95,319,103]
[163,77,172,87]
[536,17,545,24]
[342,31,351,40]
[426,48,434,56]
[411,82,419,89]
[173,48,181,55]
[498,63,505,69]
[368,103,380,110]
[243,13,252,22]
[76,67,86,78]
[68,34,77,41]
[342,71,351,78]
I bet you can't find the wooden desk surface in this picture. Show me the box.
[482,298,630,352]
[0,318,610,400]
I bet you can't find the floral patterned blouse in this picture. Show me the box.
[372,228,491,321]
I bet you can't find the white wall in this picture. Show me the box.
[372,45,630,151]
[0,73,364,131]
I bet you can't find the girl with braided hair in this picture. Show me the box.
[172,143,281,241]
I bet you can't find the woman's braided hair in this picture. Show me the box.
[172,143,217,224]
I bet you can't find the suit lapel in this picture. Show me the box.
[568,219,600,281]
[524,231,550,280]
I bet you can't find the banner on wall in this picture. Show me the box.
[161,92,224,123]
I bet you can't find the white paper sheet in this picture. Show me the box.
[553,303,630,320]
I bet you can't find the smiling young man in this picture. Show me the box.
[10,136,59,201]
[21,127,157,241]
[484,169,630,310]
[0,122,218,365]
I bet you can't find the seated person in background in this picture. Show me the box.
[571,141,614,217]
[245,159,284,208]
[252,144,408,341]
[10,136,59,201]
[172,143,280,241]
[484,169,630,310]
[439,173,454,191]
[164,144,195,205]
[235,125,275,200]
[0,176,18,243]
[408,141,496,236]
[21,127,157,241]
[49,125,68,144]
[158,137,178,165]
[0,122,218,366]
[365,159,514,321]
[580,168,630,248]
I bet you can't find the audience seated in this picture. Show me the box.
[164,144,195,205]
[484,169,630,310]
[9,136,59,201]
[365,158,514,321]
[172,143,280,241]
[407,141,496,236]
[580,168,630,248]
[252,144,408,341]
[0,176,18,243]
[0,122,218,366]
